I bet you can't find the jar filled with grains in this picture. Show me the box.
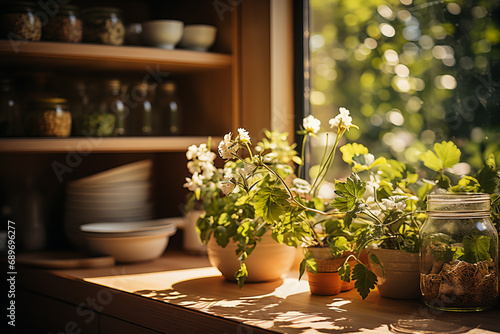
[1,1,42,41]
[25,98,71,137]
[42,4,82,43]
[82,7,124,46]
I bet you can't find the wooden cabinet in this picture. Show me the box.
[0,0,294,249]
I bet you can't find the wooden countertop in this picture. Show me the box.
[17,251,500,334]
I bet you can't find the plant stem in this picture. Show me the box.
[297,134,309,178]
[260,163,342,217]
[311,130,344,197]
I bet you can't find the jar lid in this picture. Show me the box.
[82,7,122,16]
[159,82,176,92]
[57,4,80,15]
[427,193,490,215]
[29,98,68,108]
[105,79,121,90]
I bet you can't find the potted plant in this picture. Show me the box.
[217,108,378,297]
[184,133,299,287]
[211,108,500,299]
[333,140,500,299]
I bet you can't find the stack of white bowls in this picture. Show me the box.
[80,220,177,263]
[64,160,153,248]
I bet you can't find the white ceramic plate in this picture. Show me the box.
[69,160,152,186]
[80,219,176,234]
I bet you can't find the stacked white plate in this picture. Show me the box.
[80,220,177,263]
[64,160,154,248]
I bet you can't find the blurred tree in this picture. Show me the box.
[309,0,500,173]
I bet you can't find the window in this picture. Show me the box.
[305,0,499,176]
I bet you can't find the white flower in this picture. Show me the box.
[219,180,236,195]
[291,178,312,194]
[218,132,235,159]
[237,128,251,144]
[183,172,203,191]
[366,175,380,190]
[200,161,216,179]
[186,144,199,160]
[303,115,321,134]
[329,107,354,131]
[317,181,336,201]
[381,196,407,212]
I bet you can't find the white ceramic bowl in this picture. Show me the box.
[141,20,184,49]
[80,221,177,263]
[179,25,217,51]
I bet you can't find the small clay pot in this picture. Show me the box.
[307,271,342,295]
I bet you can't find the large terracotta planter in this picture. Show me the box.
[207,232,296,282]
[368,248,420,299]
[305,247,356,295]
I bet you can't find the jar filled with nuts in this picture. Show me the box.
[25,98,71,137]
[82,7,124,46]
[1,1,42,41]
[42,4,82,43]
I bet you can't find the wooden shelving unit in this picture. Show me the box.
[0,136,221,153]
[0,41,232,73]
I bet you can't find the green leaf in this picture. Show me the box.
[332,174,366,211]
[340,143,369,164]
[338,259,351,282]
[329,236,350,257]
[235,262,248,288]
[461,234,492,263]
[436,174,451,189]
[476,154,499,194]
[434,141,461,169]
[352,263,377,300]
[419,141,461,172]
[254,186,289,224]
[419,150,442,172]
[309,165,321,180]
[449,176,481,193]
[299,259,307,280]
[369,253,384,278]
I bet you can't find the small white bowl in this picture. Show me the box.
[80,221,177,263]
[141,20,184,49]
[179,25,217,51]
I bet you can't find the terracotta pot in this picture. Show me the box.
[305,247,357,294]
[207,232,296,282]
[368,248,420,299]
[307,271,342,295]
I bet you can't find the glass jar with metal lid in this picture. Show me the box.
[25,98,71,137]
[42,4,82,43]
[419,193,498,311]
[1,1,42,41]
[82,7,124,45]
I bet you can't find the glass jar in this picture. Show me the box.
[129,82,154,136]
[0,79,23,137]
[42,4,82,43]
[82,7,124,46]
[102,79,126,136]
[152,81,182,135]
[25,98,71,137]
[72,80,118,137]
[420,193,499,312]
[1,1,42,41]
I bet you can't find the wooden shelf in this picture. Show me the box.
[0,136,221,153]
[0,41,232,73]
